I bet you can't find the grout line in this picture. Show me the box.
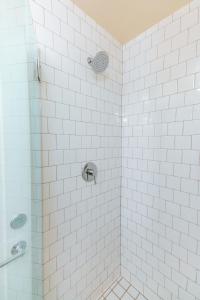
[101,277,148,300]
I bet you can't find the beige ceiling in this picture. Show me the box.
[73,0,191,43]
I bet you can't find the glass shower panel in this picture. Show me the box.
[0,0,42,299]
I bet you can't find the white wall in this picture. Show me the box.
[30,0,122,299]
[122,1,200,300]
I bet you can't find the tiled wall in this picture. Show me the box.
[122,1,200,300]
[30,0,200,299]
[30,0,122,299]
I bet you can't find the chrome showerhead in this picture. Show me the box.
[87,51,109,73]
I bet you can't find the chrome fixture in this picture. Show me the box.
[36,49,41,82]
[82,162,97,184]
[0,241,27,269]
[11,241,27,255]
[87,51,109,73]
[10,213,27,229]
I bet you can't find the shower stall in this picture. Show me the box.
[0,0,200,300]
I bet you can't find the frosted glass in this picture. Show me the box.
[0,0,42,299]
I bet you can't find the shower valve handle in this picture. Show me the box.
[86,168,96,184]
[82,162,97,185]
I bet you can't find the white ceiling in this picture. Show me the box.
[73,0,191,43]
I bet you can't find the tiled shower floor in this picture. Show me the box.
[99,278,148,300]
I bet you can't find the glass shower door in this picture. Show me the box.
[0,0,42,299]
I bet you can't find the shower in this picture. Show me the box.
[1,0,200,300]
[87,51,109,73]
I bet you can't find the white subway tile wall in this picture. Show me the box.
[122,1,200,300]
[29,0,200,299]
[30,0,122,299]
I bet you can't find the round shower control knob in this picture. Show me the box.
[11,241,27,256]
[10,214,27,229]
[82,162,97,184]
